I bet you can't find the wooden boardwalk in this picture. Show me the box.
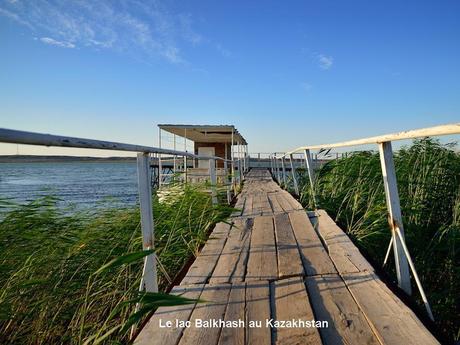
[135,169,439,345]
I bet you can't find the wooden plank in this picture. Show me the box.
[268,193,284,213]
[288,210,337,276]
[134,284,205,345]
[246,281,271,345]
[274,277,322,345]
[276,192,294,212]
[246,215,278,280]
[252,193,263,216]
[274,213,304,278]
[179,284,232,345]
[218,283,246,345]
[305,274,380,345]
[315,210,374,273]
[260,194,273,215]
[342,272,439,345]
[211,218,251,283]
[243,194,254,216]
[181,223,231,285]
[232,195,246,217]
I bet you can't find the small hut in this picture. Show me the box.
[156,124,248,185]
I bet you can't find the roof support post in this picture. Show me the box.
[136,153,158,293]
[378,141,411,295]
[289,153,299,195]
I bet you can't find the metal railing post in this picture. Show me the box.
[237,158,242,185]
[275,157,281,182]
[224,160,231,204]
[289,153,299,195]
[136,153,158,293]
[378,141,411,295]
[281,156,287,187]
[209,158,218,205]
[303,149,317,207]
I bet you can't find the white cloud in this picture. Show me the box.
[40,37,75,48]
[0,0,203,63]
[317,54,333,70]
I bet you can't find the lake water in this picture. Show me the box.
[0,162,139,209]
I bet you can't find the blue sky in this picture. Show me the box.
[0,0,459,156]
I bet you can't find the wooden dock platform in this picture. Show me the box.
[135,169,439,345]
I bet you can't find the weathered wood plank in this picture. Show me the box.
[276,192,294,212]
[315,210,374,274]
[342,272,439,345]
[306,274,380,345]
[181,223,231,285]
[274,277,322,345]
[179,284,232,345]
[274,213,304,278]
[134,284,205,345]
[218,283,246,345]
[246,215,278,280]
[268,193,284,213]
[211,219,251,283]
[288,210,337,276]
[243,194,254,216]
[246,281,271,345]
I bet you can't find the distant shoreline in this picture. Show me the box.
[0,155,136,163]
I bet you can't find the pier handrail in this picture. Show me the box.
[270,122,460,322]
[275,122,460,158]
[0,127,248,300]
[0,128,232,162]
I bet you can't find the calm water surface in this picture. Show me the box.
[0,162,138,209]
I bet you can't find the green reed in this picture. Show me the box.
[0,183,232,344]
[296,138,459,343]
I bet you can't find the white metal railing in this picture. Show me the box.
[270,122,460,321]
[0,127,250,295]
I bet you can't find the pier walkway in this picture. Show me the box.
[135,169,439,345]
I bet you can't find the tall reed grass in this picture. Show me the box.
[0,183,232,344]
[296,138,459,343]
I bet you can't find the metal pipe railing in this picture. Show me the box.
[0,127,242,301]
[270,122,460,321]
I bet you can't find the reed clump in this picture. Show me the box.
[0,183,232,344]
[297,138,460,343]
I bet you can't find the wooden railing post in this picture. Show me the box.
[136,153,158,293]
[378,141,411,295]
[281,157,287,187]
[209,158,218,205]
[289,153,299,195]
